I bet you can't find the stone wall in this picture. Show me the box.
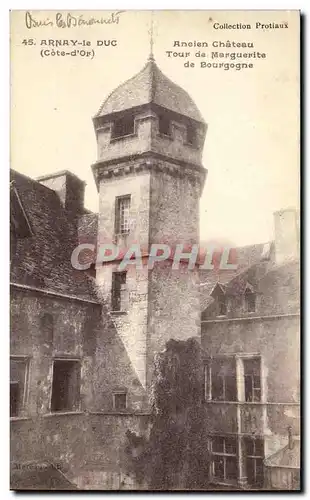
[202,315,300,405]
[10,286,150,488]
[11,412,150,490]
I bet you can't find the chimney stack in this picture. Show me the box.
[273,208,299,264]
[37,170,86,215]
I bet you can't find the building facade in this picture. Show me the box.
[201,209,300,490]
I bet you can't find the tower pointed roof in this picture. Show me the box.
[95,58,205,124]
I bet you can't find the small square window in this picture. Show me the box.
[113,393,127,410]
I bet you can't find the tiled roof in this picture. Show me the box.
[95,58,205,123]
[10,170,99,303]
[200,243,300,317]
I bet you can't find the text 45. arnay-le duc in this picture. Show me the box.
[39,39,117,46]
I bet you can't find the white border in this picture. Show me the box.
[3,2,307,499]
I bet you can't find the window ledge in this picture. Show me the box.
[205,400,265,405]
[43,411,84,418]
[110,310,127,316]
[205,400,238,404]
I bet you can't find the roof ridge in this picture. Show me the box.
[94,59,205,123]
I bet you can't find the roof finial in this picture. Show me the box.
[148,11,155,61]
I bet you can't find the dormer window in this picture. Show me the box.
[111,115,135,139]
[158,113,170,136]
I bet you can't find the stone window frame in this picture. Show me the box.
[115,194,131,236]
[111,114,136,140]
[244,436,264,487]
[243,357,262,403]
[204,353,264,404]
[112,390,128,411]
[204,355,237,403]
[210,435,238,483]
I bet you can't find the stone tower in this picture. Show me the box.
[92,56,207,400]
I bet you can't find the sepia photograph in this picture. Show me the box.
[9,9,300,491]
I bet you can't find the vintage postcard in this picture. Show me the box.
[10,10,300,491]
